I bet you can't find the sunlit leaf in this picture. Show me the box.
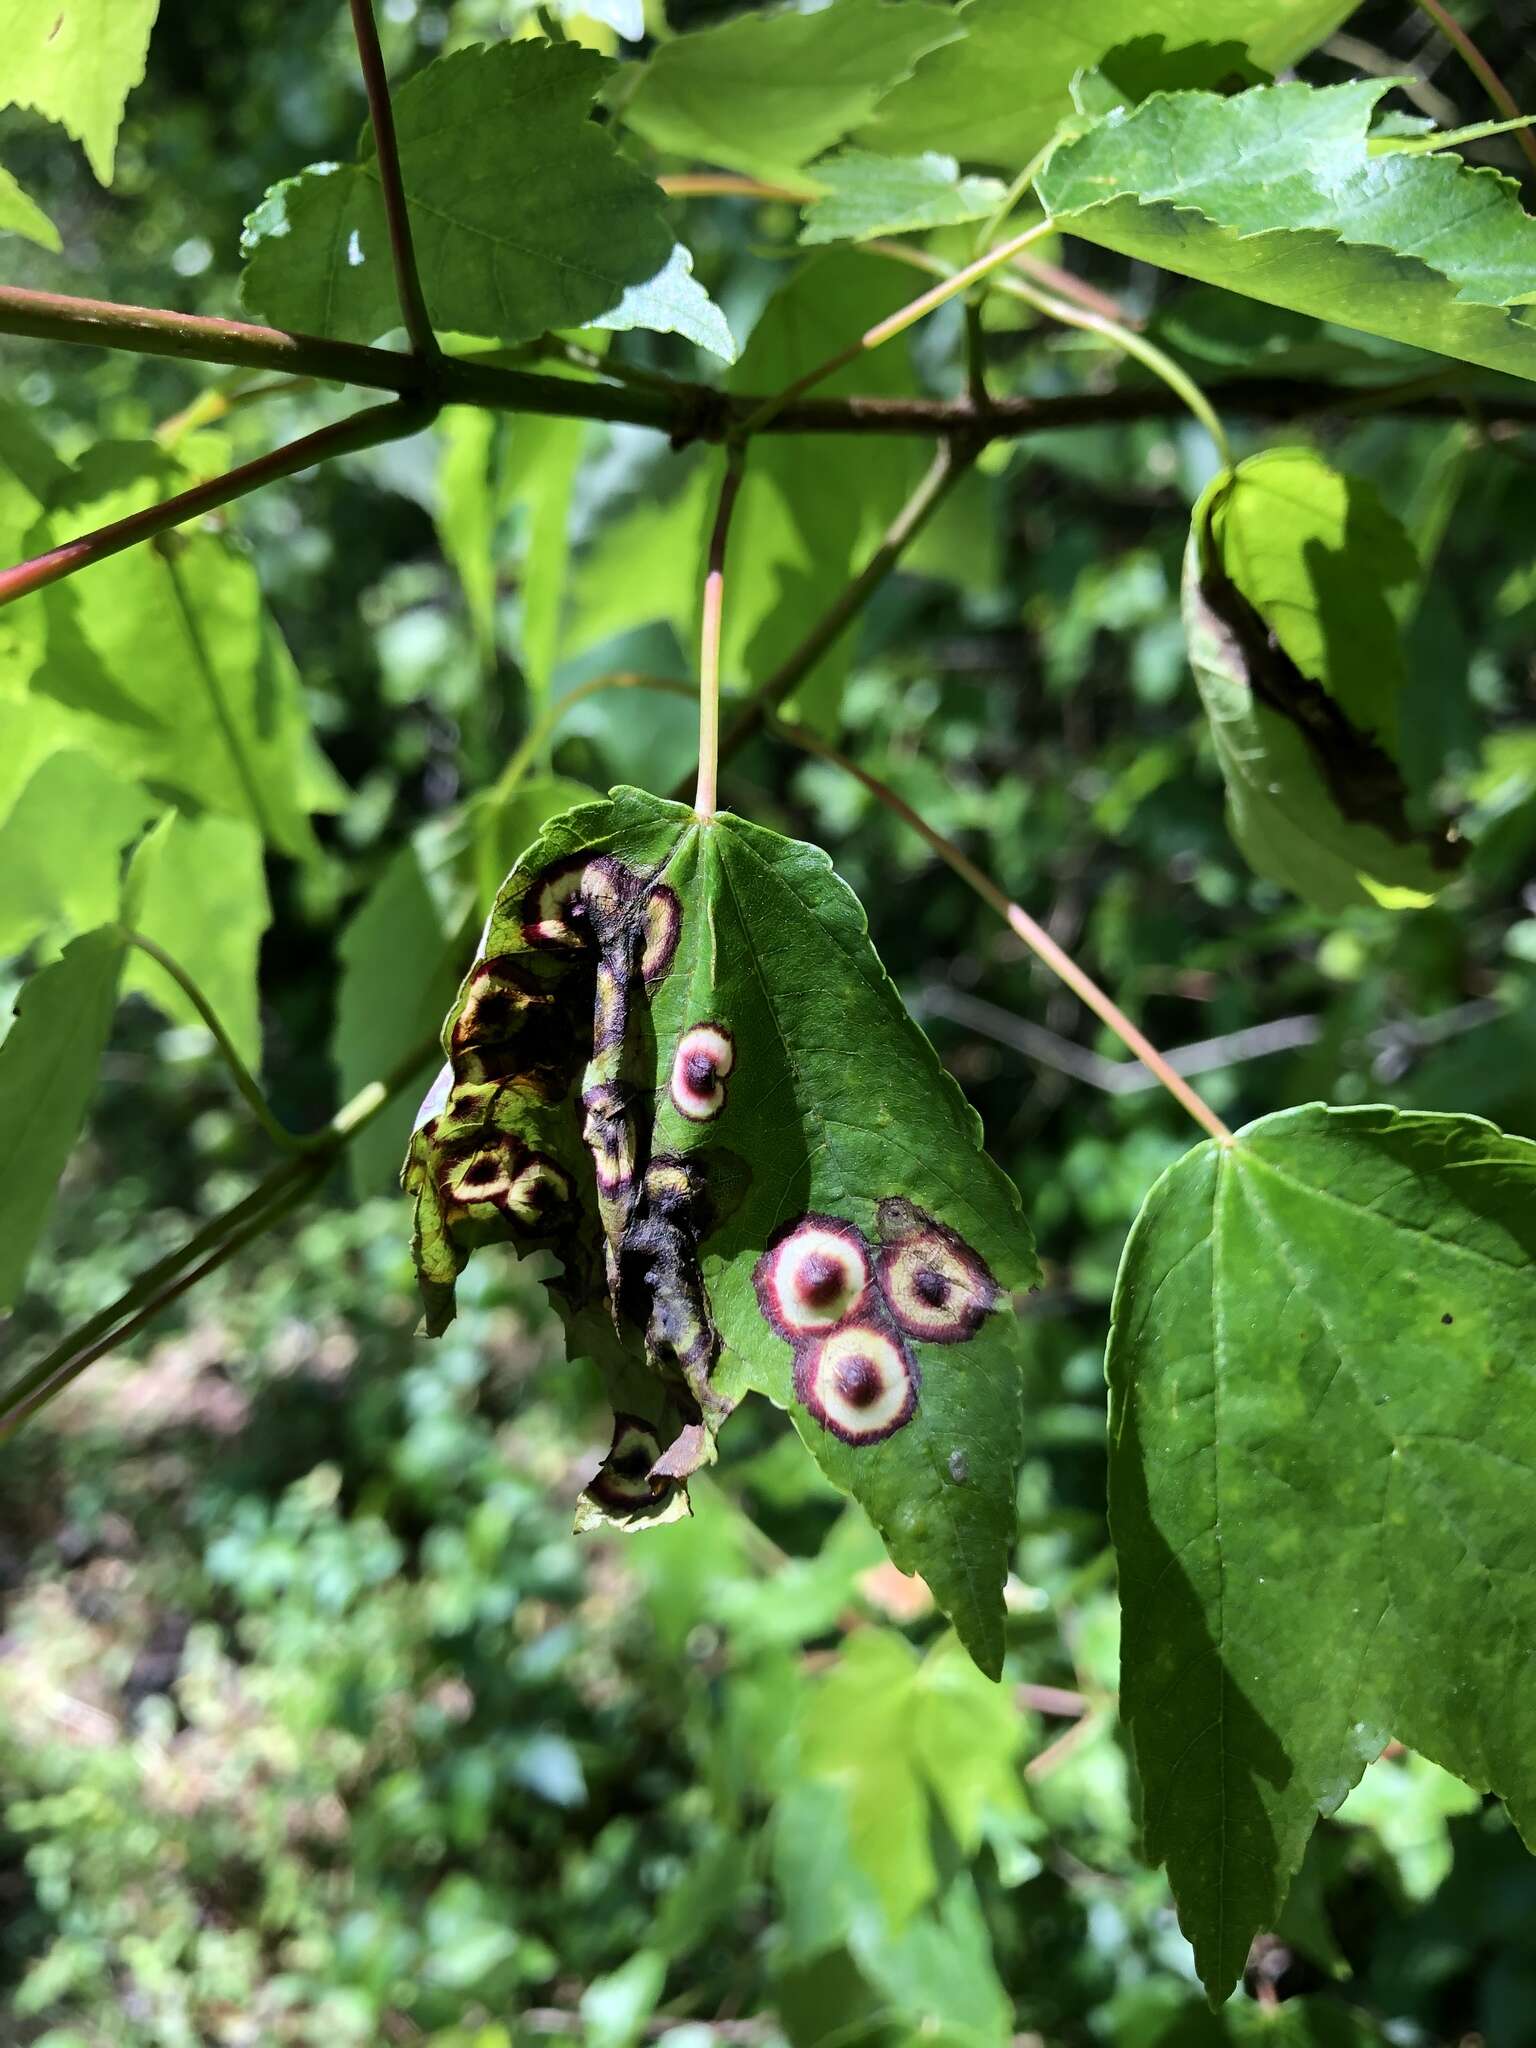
[0,0,160,182]
[1108,1103,1536,1999]
[1039,81,1536,384]
[0,163,60,249]
[0,748,155,958]
[405,788,1035,1674]
[9,439,345,860]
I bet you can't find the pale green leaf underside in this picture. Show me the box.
[622,0,961,187]
[0,0,160,182]
[1040,80,1536,384]
[411,788,1035,1675]
[1183,451,1460,913]
[241,41,732,359]
[0,926,124,1309]
[0,162,60,249]
[799,151,1007,245]
[857,0,1355,170]
[1107,1103,1536,2000]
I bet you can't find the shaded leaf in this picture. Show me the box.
[799,150,1007,246]
[0,926,124,1309]
[335,820,472,1199]
[858,0,1352,169]
[1039,81,1536,384]
[468,773,599,916]
[622,0,960,187]
[121,813,271,1071]
[1107,1103,1536,1999]
[241,41,733,359]
[714,251,923,729]
[0,0,160,182]
[405,788,1035,1674]
[434,406,500,664]
[1183,450,1463,910]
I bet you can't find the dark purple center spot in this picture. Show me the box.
[463,1158,499,1186]
[797,1252,845,1307]
[834,1354,883,1409]
[914,1266,949,1307]
[684,1050,716,1092]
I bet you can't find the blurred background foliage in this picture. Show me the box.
[2,0,1536,2042]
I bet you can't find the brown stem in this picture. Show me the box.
[348,0,439,357]
[5,286,1536,440]
[0,399,433,608]
[1414,0,1536,176]
[771,717,1234,1146]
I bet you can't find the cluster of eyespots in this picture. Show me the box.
[519,852,681,986]
[670,1022,735,1122]
[751,1201,1000,1447]
[439,1133,572,1228]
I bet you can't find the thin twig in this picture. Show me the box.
[868,237,1230,465]
[0,1170,323,1437]
[121,931,304,1154]
[736,219,1058,437]
[5,287,1536,439]
[770,720,1234,1146]
[695,448,747,819]
[491,672,697,803]
[659,171,816,201]
[1414,0,1536,175]
[920,986,1324,1095]
[685,438,972,795]
[0,1029,443,1440]
[1002,269,1232,468]
[0,400,434,608]
[347,0,439,357]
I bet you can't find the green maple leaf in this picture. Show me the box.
[1109,1103,1536,1999]
[404,788,1036,1676]
[1040,80,1536,385]
[241,40,733,360]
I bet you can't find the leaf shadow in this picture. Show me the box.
[1113,1384,1297,1988]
